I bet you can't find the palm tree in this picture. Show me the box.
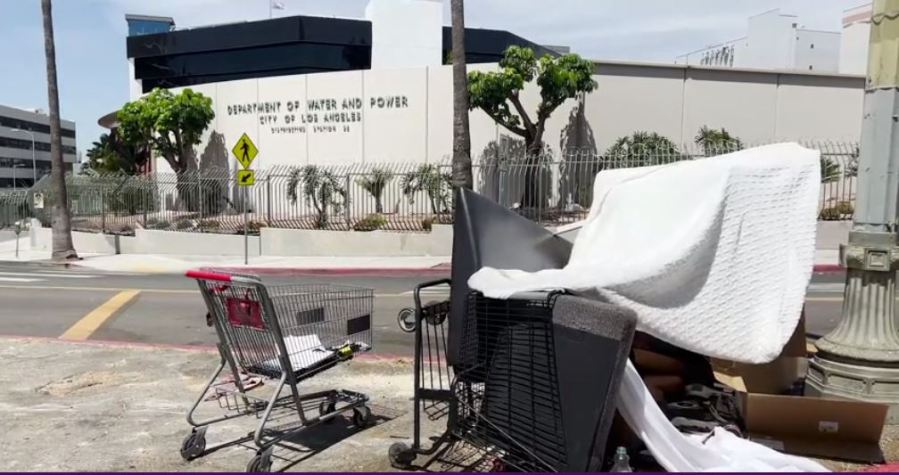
[695,126,743,156]
[356,168,393,213]
[287,165,347,229]
[821,157,842,183]
[41,0,76,261]
[605,132,681,167]
[402,164,452,214]
[450,0,472,190]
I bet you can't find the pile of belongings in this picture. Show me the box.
[469,144,830,471]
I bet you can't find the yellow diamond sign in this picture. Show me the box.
[237,169,256,187]
[231,133,258,169]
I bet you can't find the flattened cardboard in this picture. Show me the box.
[743,393,887,463]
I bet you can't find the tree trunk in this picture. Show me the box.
[521,129,546,210]
[450,0,472,190]
[41,0,77,261]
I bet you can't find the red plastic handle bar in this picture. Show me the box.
[185,269,233,282]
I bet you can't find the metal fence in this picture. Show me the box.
[4,141,859,234]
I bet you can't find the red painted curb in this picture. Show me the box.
[214,266,450,277]
[813,264,843,273]
[0,334,410,361]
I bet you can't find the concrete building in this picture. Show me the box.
[840,3,873,75]
[0,105,76,188]
[116,1,867,175]
[676,9,841,73]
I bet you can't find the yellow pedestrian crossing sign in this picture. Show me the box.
[237,169,256,187]
[232,133,258,169]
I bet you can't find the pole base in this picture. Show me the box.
[806,354,899,424]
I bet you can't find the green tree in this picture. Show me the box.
[356,168,393,213]
[605,132,681,167]
[85,131,148,174]
[41,0,76,260]
[401,164,452,214]
[287,165,347,229]
[468,46,596,207]
[117,88,214,209]
[821,157,842,183]
[695,126,743,155]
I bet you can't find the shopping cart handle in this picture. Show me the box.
[186,269,233,282]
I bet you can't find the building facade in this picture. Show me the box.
[840,3,873,75]
[0,105,76,188]
[676,9,842,73]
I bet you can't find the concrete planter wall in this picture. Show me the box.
[27,223,451,257]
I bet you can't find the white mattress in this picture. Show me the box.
[469,143,819,365]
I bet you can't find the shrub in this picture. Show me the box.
[819,207,842,221]
[835,201,854,216]
[236,220,267,235]
[353,213,388,231]
[421,216,434,231]
[175,220,194,230]
[198,219,221,231]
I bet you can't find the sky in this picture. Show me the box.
[0,0,863,157]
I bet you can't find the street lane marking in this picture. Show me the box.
[0,272,98,279]
[0,277,41,282]
[60,290,142,341]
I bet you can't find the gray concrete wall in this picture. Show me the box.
[261,224,452,257]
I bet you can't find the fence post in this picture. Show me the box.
[345,174,351,226]
[266,174,272,224]
[100,190,106,234]
[198,176,204,222]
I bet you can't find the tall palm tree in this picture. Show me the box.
[41,0,77,260]
[450,0,472,190]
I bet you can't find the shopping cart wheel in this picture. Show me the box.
[246,448,273,473]
[318,399,337,424]
[352,405,372,427]
[397,307,416,333]
[388,442,416,469]
[179,426,207,461]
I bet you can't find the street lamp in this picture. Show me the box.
[11,162,21,192]
[10,128,37,184]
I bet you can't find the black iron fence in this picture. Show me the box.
[2,141,859,234]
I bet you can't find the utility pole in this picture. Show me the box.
[807,0,899,421]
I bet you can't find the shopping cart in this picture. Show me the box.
[181,269,374,472]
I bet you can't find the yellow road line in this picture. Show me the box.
[60,290,142,341]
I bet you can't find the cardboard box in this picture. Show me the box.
[709,311,888,463]
[711,313,808,394]
[742,393,887,463]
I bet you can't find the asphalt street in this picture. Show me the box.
[0,262,854,356]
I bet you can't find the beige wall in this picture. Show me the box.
[159,62,865,173]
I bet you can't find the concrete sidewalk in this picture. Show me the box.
[0,337,417,472]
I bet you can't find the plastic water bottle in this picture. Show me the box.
[610,446,633,472]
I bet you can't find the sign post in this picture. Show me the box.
[231,133,259,266]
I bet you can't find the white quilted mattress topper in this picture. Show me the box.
[469,143,820,364]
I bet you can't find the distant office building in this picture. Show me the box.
[676,9,842,73]
[840,3,872,75]
[0,105,76,188]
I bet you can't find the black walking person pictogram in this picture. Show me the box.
[240,139,251,162]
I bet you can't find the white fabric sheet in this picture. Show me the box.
[259,334,334,373]
[469,143,820,364]
[619,360,828,472]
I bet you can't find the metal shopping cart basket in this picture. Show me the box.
[181,269,374,472]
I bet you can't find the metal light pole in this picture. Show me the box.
[807,0,899,422]
[10,128,37,184]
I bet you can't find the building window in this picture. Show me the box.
[809,65,814,70]
[810,44,815,49]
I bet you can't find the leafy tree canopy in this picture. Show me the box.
[117,88,214,174]
[468,46,596,154]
